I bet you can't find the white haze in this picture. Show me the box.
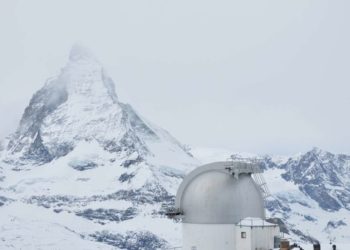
[0,0,349,155]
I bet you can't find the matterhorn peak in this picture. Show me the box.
[68,43,97,62]
[2,45,196,168]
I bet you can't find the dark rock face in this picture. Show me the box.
[0,196,12,207]
[121,156,143,168]
[26,182,175,209]
[7,79,68,164]
[101,70,118,103]
[301,185,341,211]
[266,197,291,214]
[278,148,350,212]
[274,193,310,209]
[102,132,148,156]
[304,215,317,222]
[69,160,98,171]
[90,231,168,250]
[119,173,135,183]
[258,156,280,170]
[51,142,74,159]
[120,104,158,139]
[26,195,81,209]
[102,184,175,206]
[326,220,347,230]
[289,228,319,243]
[22,131,53,164]
[76,208,137,224]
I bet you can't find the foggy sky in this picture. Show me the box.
[1,0,349,155]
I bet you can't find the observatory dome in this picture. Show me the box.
[175,162,265,224]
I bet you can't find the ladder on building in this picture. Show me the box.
[252,172,271,199]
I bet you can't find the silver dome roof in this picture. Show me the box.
[175,161,265,224]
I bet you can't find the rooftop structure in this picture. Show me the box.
[170,160,280,250]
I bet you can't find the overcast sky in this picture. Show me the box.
[0,0,349,155]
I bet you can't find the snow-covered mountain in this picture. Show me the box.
[3,45,194,169]
[265,148,350,246]
[0,45,198,249]
[280,148,350,212]
[1,45,349,249]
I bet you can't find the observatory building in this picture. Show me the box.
[171,160,280,250]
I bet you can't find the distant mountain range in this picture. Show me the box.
[0,46,349,249]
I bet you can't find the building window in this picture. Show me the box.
[241,232,247,239]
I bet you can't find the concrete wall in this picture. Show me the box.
[236,225,280,250]
[182,223,236,250]
[183,223,280,250]
[235,226,251,250]
[251,226,279,250]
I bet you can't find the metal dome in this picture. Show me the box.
[175,161,265,224]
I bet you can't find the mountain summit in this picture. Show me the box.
[69,44,97,62]
[3,46,195,168]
